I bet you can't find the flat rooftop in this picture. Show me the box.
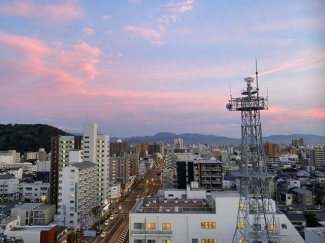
[14,203,43,210]
[10,226,54,232]
[131,197,214,214]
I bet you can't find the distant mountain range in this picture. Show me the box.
[109,132,325,145]
[1,124,324,154]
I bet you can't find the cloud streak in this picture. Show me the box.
[0,0,83,21]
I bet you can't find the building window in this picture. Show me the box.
[134,240,143,243]
[70,220,74,224]
[281,224,287,229]
[192,240,198,243]
[147,240,156,243]
[201,239,216,243]
[134,223,143,229]
[147,223,156,230]
[201,222,216,229]
[268,224,276,231]
[162,223,171,230]
[162,240,171,243]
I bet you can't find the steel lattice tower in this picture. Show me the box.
[226,68,280,243]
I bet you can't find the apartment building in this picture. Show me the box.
[20,181,50,203]
[162,165,177,189]
[58,161,97,230]
[83,123,110,205]
[129,187,304,243]
[0,150,20,163]
[50,135,82,208]
[176,159,223,191]
[311,147,325,168]
[0,174,19,202]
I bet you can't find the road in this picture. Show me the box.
[86,160,165,243]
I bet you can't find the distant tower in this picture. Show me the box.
[226,67,280,242]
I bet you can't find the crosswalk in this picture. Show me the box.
[116,224,129,243]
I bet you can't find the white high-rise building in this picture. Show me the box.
[58,161,97,230]
[173,138,184,149]
[83,124,110,205]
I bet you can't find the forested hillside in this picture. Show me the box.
[0,124,70,153]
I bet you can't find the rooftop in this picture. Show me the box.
[14,203,43,210]
[10,226,55,232]
[131,197,214,214]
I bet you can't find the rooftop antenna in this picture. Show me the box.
[86,112,88,124]
[255,58,259,97]
[229,84,232,98]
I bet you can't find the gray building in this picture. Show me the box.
[292,188,313,205]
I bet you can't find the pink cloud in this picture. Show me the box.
[124,25,162,45]
[259,52,325,77]
[82,27,95,36]
[0,0,83,21]
[167,0,194,13]
[0,31,100,94]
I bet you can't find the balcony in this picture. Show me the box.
[131,230,172,236]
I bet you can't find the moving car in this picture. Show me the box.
[104,220,109,226]
[100,231,107,237]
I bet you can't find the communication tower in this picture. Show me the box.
[226,65,280,243]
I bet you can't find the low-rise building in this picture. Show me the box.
[4,225,58,243]
[292,187,313,205]
[0,174,19,202]
[305,221,325,243]
[11,203,55,226]
[20,181,50,203]
[129,187,304,243]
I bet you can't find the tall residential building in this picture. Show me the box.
[264,142,278,157]
[38,148,47,162]
[110,141,130,156]
[0,150,20,163]
[176,159,222,191]
[50,135,82,208]
[148,143,163,155]
[174,137,184,149]
[310,147,325,167]
[83,123,110,205]
[58,161,97,230]
[292,138,304,147]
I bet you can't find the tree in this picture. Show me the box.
[303,211,320,227]
[67,231,76,243]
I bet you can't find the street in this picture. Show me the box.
[81,160,164,243]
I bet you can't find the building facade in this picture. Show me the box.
[58,161,97,230]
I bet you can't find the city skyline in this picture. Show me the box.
[0,0,324,137]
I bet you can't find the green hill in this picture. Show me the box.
[0,124,70,154]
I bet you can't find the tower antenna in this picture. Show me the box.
[230,84,232,98]
[255,58,259,97]
[86,112,88,124]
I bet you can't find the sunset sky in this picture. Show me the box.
[0,0,324,138]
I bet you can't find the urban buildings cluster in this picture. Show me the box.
[0,122,324,242]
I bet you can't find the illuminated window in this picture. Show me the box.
[162,223,171,230]
[201,222,216,229]
[162,240,171,243]
[268,224,276,231]
[239,240,245,243]
[238,222,245,229]
[284,242,293,243]
[238,203,244,210]
[201,239,217,243]
[147,223,156,230]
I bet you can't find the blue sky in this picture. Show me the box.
[0,0,324,137]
